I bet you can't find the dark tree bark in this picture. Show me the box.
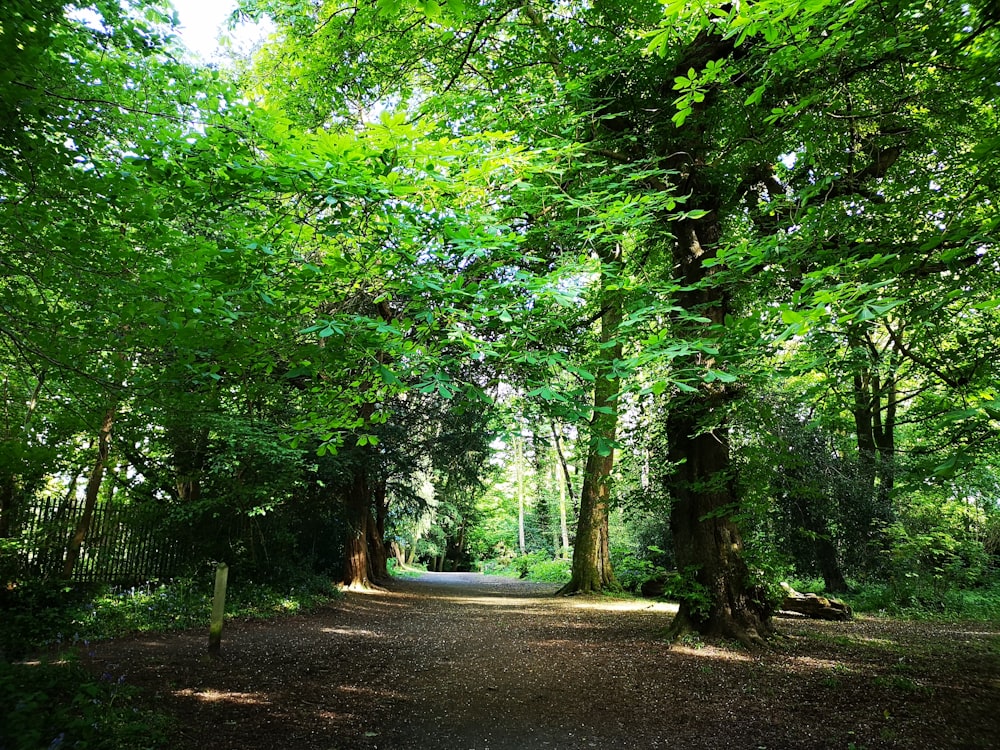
[793,486,849,594]
[666,390,773,645]
[639,23,780,644]
[664,215,774,646]
[847,329,899,575]
[342,459,372,590]
[558,273,621,595]
[366,477,390,582]
[343,297,395,589]
[815,533,849,594]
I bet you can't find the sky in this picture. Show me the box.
[169,0,270,60]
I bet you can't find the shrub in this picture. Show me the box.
[478,552,570,583]
[0,580,104,660]
[611,544,669,593]
[845,579,1000,620]
[0,654,168,749]
[525,556,571,583]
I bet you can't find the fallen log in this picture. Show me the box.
[779,582,853,621]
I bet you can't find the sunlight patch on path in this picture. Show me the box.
[566,598,679,615]
[319,626,383,638]
[174,688,268,705]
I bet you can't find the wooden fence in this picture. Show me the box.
[8,494,191,584]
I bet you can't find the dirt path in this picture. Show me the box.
[88,573,1000,749]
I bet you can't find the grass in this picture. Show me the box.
[388,560,428,579]
[873,674,933,695]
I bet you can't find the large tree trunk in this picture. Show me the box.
[851,352,879,492]
[872,352,897,510]
[342,459,371,590]
[815,534,849,594]
[664,216,773,645]
[848,329,898,573]
[667,393,773,645]
[558,273,621,595]
[62,405,115,580]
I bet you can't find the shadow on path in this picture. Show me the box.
[87,573,999,750]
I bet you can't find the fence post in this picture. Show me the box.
[207,562,229,658]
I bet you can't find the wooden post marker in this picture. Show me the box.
[208,562,229,658]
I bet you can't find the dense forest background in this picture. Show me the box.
[2,0,999,656]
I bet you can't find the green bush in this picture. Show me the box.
[0,654,168,749]
[0,580,104,660]
[786,576,1000,621]
[525,556,571,583]
[479,557,517,576]
[611,544,669,592]
[226,572,341,617]
[845,579,1000,620]
[478,552,570,583]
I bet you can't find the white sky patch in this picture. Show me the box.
[169,0,271,62]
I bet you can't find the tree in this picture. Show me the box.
[558,257,623,593]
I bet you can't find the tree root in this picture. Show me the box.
[341,580,387,593]
[666,606,775,649]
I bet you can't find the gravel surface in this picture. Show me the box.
[87,572,1000,749]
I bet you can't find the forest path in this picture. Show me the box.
[88,572,1000,749]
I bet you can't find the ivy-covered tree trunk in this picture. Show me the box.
[667,396,772,644]
[558,277,621,595]
[664,217,773,645]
